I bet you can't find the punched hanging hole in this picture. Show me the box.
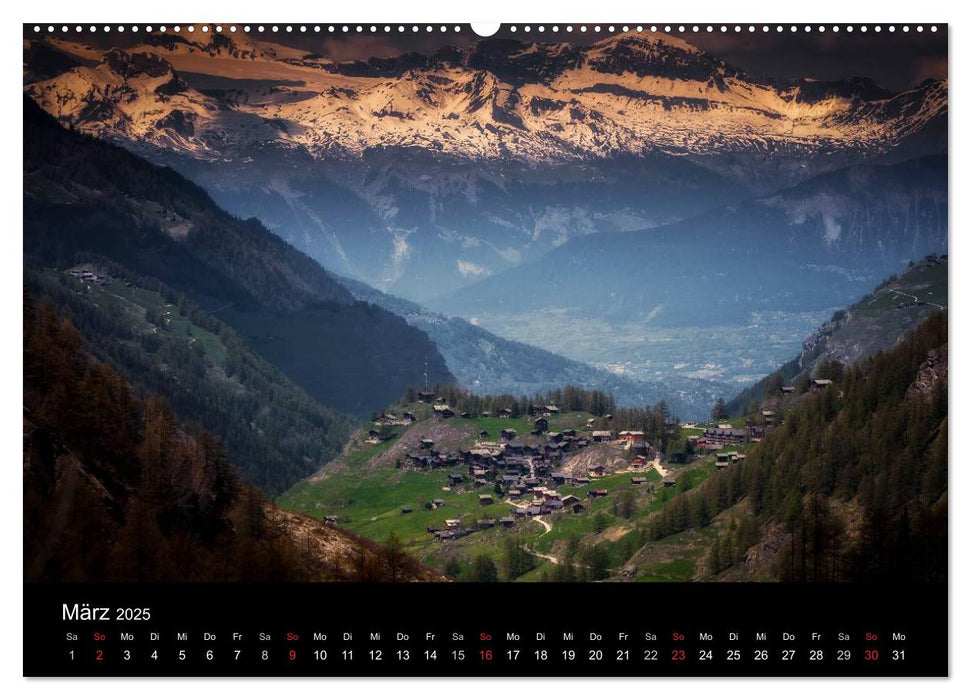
[470,23,500,37]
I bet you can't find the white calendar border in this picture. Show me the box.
[1,0,964,696]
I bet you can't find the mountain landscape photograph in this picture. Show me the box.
[22,23,947,584]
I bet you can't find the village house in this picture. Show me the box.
[501,428,518,442]
[631,476,649,485]
[500,517,515,528]
[433,404,455,418]
[433,498,445,508]
[324,515,339,525]
[417,391,435,403]
[811,378,834,392]
[374,412,399,426]
[662,477,677,488]
[498,408,513,418]
[761,410,777,425]
[400,506,413,514]
[544,405,560,416]
[702,427,748,445]
[550,471,570,485]
[781,386,796,394]
[366,430,387,444]
[592,430,613,443]
[420,438,435,450]
[479,494,494,505]
[532,417,549,434]
[460,411,472,419]
[477,430,490,442]
[561,495,581,508]
[588,465,606,477]
[618,430,645,448]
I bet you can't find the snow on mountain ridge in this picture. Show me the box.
[25,32,946,167]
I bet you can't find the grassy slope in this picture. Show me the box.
[279,405,755,581]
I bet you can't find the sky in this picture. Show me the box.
[25,23,947,92]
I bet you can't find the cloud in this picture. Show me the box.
[457,260,490,278]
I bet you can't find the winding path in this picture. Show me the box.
[652,456,669,478]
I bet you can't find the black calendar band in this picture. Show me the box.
[24,582,947,677]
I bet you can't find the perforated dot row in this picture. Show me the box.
[30,24,940,35]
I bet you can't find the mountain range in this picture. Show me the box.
[24,31,947,300]
[428,154,946,393]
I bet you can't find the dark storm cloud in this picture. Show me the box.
[25,23,946,92]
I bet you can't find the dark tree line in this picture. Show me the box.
[405,384,616,419]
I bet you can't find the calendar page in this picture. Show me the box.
[22,21,948,677]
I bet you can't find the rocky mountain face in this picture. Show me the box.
[24,32,947,300]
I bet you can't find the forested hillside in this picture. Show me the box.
[727,255,947,416]
[647,313,947,582]
[23,96,453,417]
[23,294,440,583]
[26,264,353,495]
